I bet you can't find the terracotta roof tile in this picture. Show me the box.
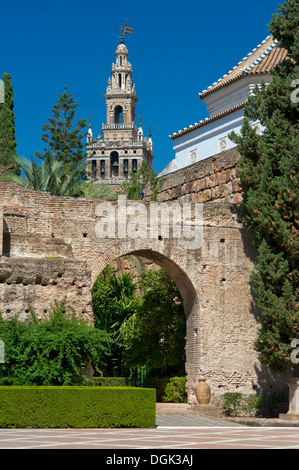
[170,101,247,140]
[200,35,288,98]
[170,36,290,141]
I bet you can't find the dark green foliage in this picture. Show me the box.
[270,0,299,63]
[222,393,244,416]
[121,270,186,371]
[0,73,19,176]
[122,160,163,200]
[0,386,156,428]
[92,267,140,376]
[35,87,87,182]
[148,377,187,403]
[0,299,111,385]
[92,267,186,376]
[162,377,187,403]
[229,0,299,374]
[222,392,288,418]
[93,376,132,387]
[2,151,117,199]
[244,392,288,417]
[92,376,187,403]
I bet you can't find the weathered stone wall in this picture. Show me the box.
[0,181,290,407]
[0,257,92,321]
[145,147,242,204]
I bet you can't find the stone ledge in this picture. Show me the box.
[279,413,299,421]
[190,404,222,417]
[156,403,190,413]
[228,417,299,427]
[156,403,222,417]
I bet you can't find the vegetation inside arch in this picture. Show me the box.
[91,264,186,384]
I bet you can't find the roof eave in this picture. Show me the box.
[170,101,247,141]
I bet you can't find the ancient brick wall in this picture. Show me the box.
[0,257,92,321]
[145,147,242,204]
[0,182,290,407]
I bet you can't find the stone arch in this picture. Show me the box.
[90,239,202,405]
[110,151,119,177]
[90,240,199,316]
[114,105,124,124]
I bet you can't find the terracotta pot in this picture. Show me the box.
[195,378,211,404]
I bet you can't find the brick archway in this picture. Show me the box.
[90,240,199,315]
[1,182,284,406]
[90,241,201,404]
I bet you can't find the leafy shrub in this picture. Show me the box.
[148,377,187,403]
[93,377,132,387]
[222,392,288,417]
[92,267,186,377]
[92,376,187,403]
[222,392,243,416]
[0,386,156,428]
[0,299,112,385]
[163,377,187,403]
[243,392,288,417]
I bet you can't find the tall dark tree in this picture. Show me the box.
[229,0,299,374]
[0,73,19,176]
[35,87,87,182]
[270,0,299,63]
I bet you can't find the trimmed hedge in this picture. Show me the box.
[0,386,156,428]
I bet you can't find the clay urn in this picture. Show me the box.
[195,378,211,404]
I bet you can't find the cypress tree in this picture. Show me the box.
[35,87,87,182]
[0,73,18,175]
[229,0,299,373]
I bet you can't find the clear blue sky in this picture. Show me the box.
[1,0,282,173]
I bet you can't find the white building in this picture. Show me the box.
[160,35,288,176]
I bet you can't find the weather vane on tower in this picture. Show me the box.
[118,21,133,43]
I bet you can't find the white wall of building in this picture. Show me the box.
[159,74,271,177]
[160,108,244,176]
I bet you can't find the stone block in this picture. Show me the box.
[234,192,242,204]
[199,189,211,202]
[232,178,241,192]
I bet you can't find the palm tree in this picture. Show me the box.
[2,152,118,200]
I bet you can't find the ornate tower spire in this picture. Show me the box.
[107,42,135,97]
[86,26,154,183]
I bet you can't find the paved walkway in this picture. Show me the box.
[1,413,299,449]
[0,404,298,450]
[156,413,244,427]
[1,426,299,449]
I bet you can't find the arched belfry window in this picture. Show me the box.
[110,151,119,177]
[114,105,123,124]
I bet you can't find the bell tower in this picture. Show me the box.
[86,25,154,183]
